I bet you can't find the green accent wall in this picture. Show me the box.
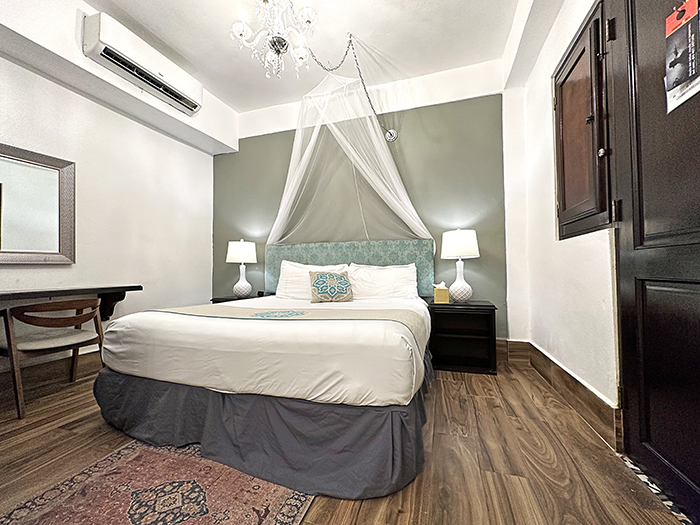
[213,94,507,337]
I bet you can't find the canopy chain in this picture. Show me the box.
[308,34,352,72]
[308,34,397,141]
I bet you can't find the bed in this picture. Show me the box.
[94,239,435,499]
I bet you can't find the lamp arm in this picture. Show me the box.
[285,26,305,44]
[241,29,270,49]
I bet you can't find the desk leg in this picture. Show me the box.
[2,309,25,419]
[98,291,127,321]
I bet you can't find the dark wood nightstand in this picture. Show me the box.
[210,296,250,303]
[211,291,268,303]
[428,300,497,374]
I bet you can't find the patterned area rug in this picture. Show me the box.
[0,441,313,525]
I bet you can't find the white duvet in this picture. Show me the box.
[102,296,430,407]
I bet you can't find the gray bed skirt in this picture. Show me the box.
[93,350,434,500]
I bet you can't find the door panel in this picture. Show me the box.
[634,1,700,246]
[640,280,700,486]
[561,46,595,212]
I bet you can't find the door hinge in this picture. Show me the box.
[606,18,617,42]
[597,51,607,62]
[611,199,622,222]
[556,202,560,218]
[553,96,558,112]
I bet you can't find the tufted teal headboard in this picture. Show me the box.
[265,239,435,297]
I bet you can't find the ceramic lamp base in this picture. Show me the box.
[232,263,252,299]
[449,259,473,303]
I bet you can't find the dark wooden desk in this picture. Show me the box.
[0,285,143,321]
[0,286,142,419]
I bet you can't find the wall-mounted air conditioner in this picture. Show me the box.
[83,12,203,116]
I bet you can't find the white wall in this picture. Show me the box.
[0,56,214,320]
[239,59,505,138]
[502,87,531,341]
[0,0,239,154]
[505,0,619,406]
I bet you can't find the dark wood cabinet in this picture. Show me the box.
[428,300,497,374]
[211,291,270,303]
[210,296,251,303]
[554,2,612,239]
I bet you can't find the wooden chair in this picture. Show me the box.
[0,298,104,419]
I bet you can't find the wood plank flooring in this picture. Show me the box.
[0,371,132,514]
[303,363,680,525]
[0,359,680,524]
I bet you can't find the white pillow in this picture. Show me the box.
[347,263,419,299]
[276,260,349,300]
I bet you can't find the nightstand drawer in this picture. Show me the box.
[432,311,491,336]
[433,335,491,368]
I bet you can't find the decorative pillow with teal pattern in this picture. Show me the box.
[309,271,353,303]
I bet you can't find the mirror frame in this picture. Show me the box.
[0,143,75,264]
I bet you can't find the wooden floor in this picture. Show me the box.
[0,357,680,524]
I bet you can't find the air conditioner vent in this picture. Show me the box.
[99,47,199,113]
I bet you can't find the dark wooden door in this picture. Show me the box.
[611,0,700,519]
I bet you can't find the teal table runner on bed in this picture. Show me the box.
[156,304,429,351]
[264,239,435,297]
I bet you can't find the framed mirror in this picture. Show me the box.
[0,143,75,264]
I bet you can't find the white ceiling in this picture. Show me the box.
[87,0,520,113]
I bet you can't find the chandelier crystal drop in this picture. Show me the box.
[230,0,317,79]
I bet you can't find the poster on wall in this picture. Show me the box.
[665,0,700,113]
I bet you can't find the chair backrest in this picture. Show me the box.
[11,298,101,329]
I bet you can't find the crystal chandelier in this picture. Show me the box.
[230,0,317,78]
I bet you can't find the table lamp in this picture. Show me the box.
[226,239,257,298]
[441,229,480,302]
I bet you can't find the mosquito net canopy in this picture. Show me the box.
[266,73,433,247]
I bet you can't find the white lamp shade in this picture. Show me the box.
[226,239,257,264]
[441,229,480,259]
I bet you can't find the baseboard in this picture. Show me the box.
[506,341,623,452]
[496,338,508,360]
[505,340,531,364]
